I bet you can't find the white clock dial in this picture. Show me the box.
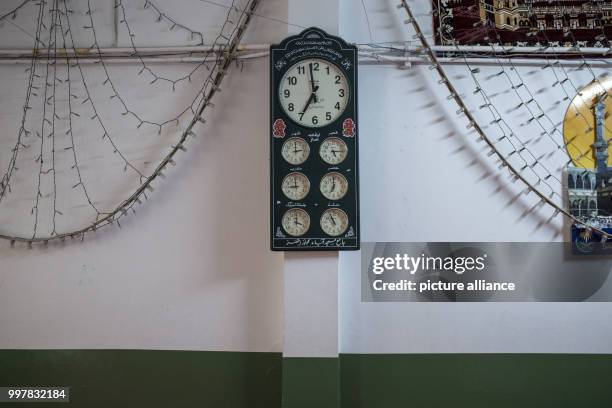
[281,137,310,165]
[278,58,349,128]
[320,208,349,237]
[281,172,310,201]
[319,137,348,165]
[282,208,310,237]
[319,172,348,201]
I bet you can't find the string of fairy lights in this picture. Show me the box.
[0,0,610,244]
[62,3,144,181]
[118,0,206,89]
[434,0,609,171]
[471,18,608,193]
[397,0,612,240]
[57,5,103,217]
[0,0,32,23]
[85,0,214,133]
[451,0,612,221]
[141,0,204,46]
[445,24,570,203]
[0,0,42,207]
[434,0,611,150]
[0,0,260,244]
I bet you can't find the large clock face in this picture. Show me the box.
[278,58,349,128]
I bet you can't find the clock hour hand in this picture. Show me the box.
[293,142,302,154]
[300,85,319,116]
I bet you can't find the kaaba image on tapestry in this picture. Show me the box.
[434,0,612,47]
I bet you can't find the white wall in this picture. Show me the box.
[0,0,611,354]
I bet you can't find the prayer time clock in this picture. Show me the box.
[270,28,359,251]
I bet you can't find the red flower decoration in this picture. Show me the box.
[273,119,286,138]
[342,118,356,137]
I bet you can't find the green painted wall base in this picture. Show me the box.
[0,350,281,408]
[1,351,612,407]
[341,354,612,408]
[282,357,339,408]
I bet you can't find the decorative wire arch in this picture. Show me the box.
[0,0,261,244]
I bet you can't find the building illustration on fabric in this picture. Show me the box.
[568,97,610,218]
[435,0,612,46]
[480,0,612,31]
[564,78,612,251]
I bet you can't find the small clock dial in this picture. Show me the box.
[282,208,310,236]
[320,172,349,201]
[320,208,349,236]
[281,137,310,165]
[281,172,310,201]
[320,137,348,165]
[278,58,349,128]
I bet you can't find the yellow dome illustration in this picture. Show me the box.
[563,77,612,169]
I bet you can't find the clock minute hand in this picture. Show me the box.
[308,63,319,103]
[308,63,316,93]
[308,63,319,105]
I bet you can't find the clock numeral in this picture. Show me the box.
[326,112,332,121]
[325,66,330,75]
[334,102,341,110]
[288,103,294,112]
[297,66,305,75]
[299,112,305,121]
[312,62,320,71]
[335,75,341,84]
[339,89,345,97]
[312,115,319,125]
[284,89,291,98]
[287,76,297,86]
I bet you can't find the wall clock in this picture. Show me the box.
[270,27,359,251]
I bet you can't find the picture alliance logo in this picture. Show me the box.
[371,253,488,276]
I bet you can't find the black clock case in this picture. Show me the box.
[270,27,360,251]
